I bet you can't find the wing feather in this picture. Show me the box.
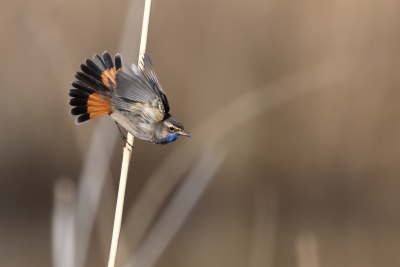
[111,54,171,122]
[138,54,170,113]
[112,72,163,114]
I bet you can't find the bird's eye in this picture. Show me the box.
[169,126,174,132]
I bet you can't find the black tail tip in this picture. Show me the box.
[70,106,88,116]
[69,98,87,107]
[75,114,91,125]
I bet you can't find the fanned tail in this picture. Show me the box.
[68,51,123,124]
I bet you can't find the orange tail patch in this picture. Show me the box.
[87,93,110,119]
[69,51,123,124]
[69,90,111,124]
[101,67,123,87]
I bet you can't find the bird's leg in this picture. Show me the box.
[115,122,134,148]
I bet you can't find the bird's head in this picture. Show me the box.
[154,114,191,145]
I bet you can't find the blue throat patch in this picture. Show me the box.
[166,133,181,143]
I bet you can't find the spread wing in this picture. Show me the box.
[139,55,170,114]
[112,54,169,123]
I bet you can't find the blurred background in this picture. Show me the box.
[1,0,400,266]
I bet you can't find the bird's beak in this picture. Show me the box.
[178,130,191,137]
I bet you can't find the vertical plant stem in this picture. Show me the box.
[107,1,153,267]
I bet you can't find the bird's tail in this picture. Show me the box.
[68,51,123,124]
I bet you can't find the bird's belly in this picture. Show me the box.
[110,110,155,142]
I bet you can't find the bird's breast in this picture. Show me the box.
[110,108,157,142]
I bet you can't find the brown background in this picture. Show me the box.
[1,0,400,266]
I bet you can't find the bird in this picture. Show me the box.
[68,51,191,145]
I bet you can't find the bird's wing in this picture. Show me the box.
[112,71,166,122]
[138,54,170,114]
[112,54,170,122]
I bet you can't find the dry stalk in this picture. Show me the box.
[107,0,153,267]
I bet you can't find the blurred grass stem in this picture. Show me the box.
[126,147,225,267]
[107,0,153,267]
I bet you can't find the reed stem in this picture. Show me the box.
[107,1,153,266]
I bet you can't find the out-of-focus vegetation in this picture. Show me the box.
[1,0,400,266]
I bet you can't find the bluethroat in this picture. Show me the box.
[68,51,191,145]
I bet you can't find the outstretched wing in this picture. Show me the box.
[139,54,170,114]
[111,54,169,122]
